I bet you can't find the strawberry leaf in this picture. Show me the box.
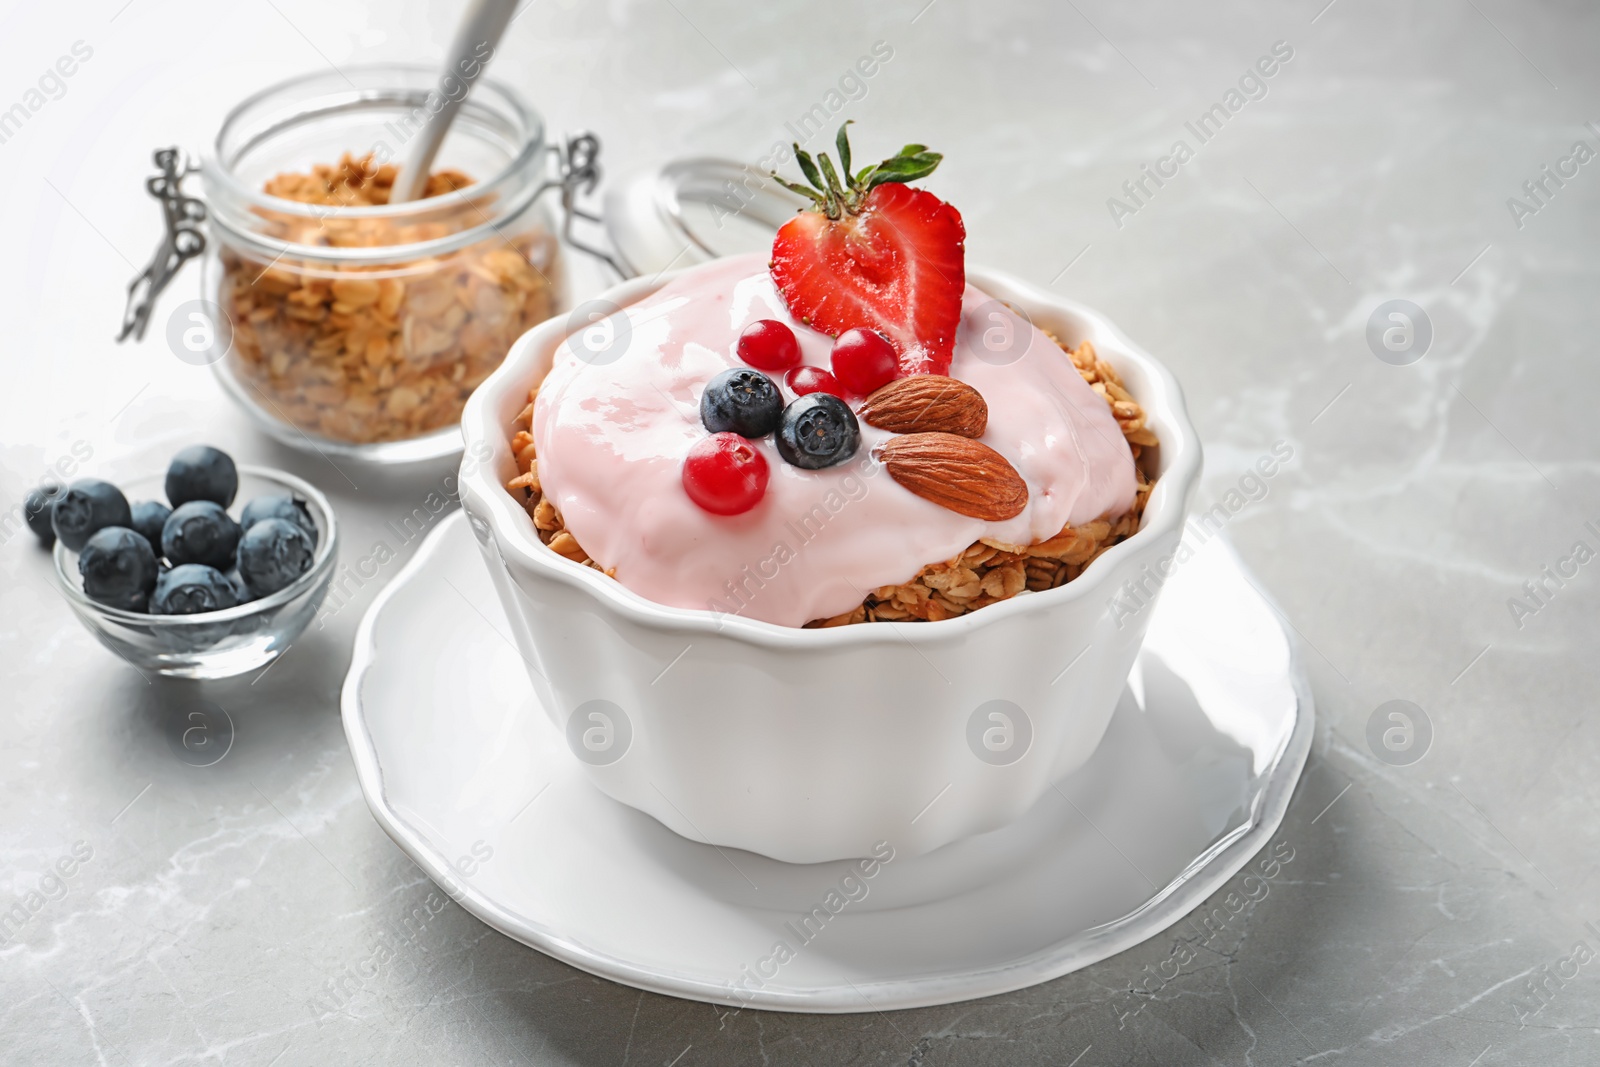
[794,146,825,193]
[776,127,944,215]
[818,153,847,203]
[772,175,827,206]
[864,152,942,190]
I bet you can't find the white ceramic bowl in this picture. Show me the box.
[458,264,1201,864]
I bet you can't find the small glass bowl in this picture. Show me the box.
[53,466,339,679]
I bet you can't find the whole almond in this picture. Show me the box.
[879,433,1028,521]
[858,375,987,438]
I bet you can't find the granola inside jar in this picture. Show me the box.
[202,66,567,462]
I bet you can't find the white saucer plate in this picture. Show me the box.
[342,511,1312,1013]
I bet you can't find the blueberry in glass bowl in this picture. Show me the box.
[53,463,338,679]
[51,479,133,552]
[24,485,62,547]
[78,527,159,612]
[240,494,315,538]
[237,518,316,595]
[129,499,172,548]
[165,444,238,507]
[153,564,241,614]
[162,501,242,569]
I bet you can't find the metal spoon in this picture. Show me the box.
[388,0,520,204]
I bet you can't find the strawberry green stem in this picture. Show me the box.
[773,124,943,218]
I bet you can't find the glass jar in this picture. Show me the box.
[200,66,566,463]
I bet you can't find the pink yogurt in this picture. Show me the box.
[532,254,1136,628]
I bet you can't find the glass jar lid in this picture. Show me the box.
[602,158,806,278]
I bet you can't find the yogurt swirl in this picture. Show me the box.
[532,254,1136,627]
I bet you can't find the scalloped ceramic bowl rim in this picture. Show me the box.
[458,263,1201,648]
[52,464,339,626]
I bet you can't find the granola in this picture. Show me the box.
[504,336,1157,624]
[222,153,561,445]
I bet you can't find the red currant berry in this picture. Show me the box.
[682,433,769,516]
[736,319,802,371]
[784,365,843,398]
[829,328,899,396]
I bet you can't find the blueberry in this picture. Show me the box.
[129,500,172,550]
[165,445,238,508]
[151,564,240,615]
[701,367,783,438]
[224,568,257,604]
[775,394,860,470]
[78,527,159,611]
[51,479,133,552]
[24,485,61,547]
[162,501,242,569]
[236,517,315,596]
[240,494,316,541]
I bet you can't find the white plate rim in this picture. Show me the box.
[340,511,1314,1013]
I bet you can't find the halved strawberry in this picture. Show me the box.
[769,125,966,377]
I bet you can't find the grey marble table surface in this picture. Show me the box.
[3,0,1598,1063]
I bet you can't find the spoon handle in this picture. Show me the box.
[389,0,520,204]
